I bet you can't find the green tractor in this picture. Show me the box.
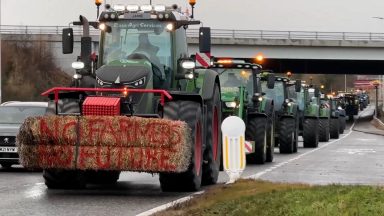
[295,84,321,148]
[261,72,301,154]
[210,59,275,164]
[319,95,331,142]
[328,95,346,138]
[18,4,222,192]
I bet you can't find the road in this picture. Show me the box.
[0,106,383,216]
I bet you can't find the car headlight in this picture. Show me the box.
[225,102,237,108]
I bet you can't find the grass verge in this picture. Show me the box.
[155,179,384,216]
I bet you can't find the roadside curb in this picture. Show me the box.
[352,109,384,136]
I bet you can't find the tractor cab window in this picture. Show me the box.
[215,68,253,100]
[102,20,172,71]
[262,80,285,111]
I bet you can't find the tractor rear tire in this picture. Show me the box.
[279,117,295,154]
[159,100,203,192]
[330,118,340,139]
[319,118,330,142]
[266,115,275,162]
[339,116,345,134]
[202,85,222,186]
[303,118,319,148]
[246,117,267,164]
[43,169,86,189]
[86,171,120,184]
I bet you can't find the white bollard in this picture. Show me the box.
[221,116,246,184]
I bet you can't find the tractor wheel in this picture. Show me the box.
[266,114,275,162]
[43,169,86,189]
[246,117,267,164]
[202,85,222,186]
[279,117,295,154]
[330,118,340,139]
[293,114,299,153]
[86,171,120,184]
[339,116,345,134]
[159,101,203,192]
[319,118,330,142]
[303,118,319,148]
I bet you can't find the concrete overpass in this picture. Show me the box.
[2,25,384,74]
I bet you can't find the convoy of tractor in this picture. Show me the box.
[12,2,368,192]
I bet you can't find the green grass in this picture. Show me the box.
[156,180,384,216]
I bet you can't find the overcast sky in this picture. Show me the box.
[2,0,384,32]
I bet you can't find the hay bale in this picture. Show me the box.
[17,115,192,172]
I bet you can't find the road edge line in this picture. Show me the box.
[136,191,204,216]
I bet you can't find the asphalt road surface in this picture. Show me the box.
[1,106,383,216]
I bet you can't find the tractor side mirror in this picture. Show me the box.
[267,74,275,89]
[199,27,211,53]
[62,28,74,54]
[295,79,302,92]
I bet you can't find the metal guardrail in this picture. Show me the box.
[2,25,384,41]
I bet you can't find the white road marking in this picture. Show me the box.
[136,191,204,216]
[336,148,376,155]
[246,121,356,180]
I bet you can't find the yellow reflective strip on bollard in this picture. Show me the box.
[225,136,229,170]
[240,136,244,169]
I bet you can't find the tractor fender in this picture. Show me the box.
[196,69,220,101]
[167,91,203,105]
[262,98,274,117]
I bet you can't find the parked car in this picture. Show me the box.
[0,101,48,168]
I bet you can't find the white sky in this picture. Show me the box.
[2,0,384,32]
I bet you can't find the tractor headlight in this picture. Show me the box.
[125,76,146,87]
[258,97,263,102]
[287,102,293,107]
[225,102,237,108]
[338,106,343,110]
[72,61,84,70]
[73,73,82,80]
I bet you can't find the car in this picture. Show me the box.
[0,101,48,168]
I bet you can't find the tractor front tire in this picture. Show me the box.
[279,117,295,154]
[202,85,222,186]
[319,118,330,142]
[159,100,203,192]
[330,118,340,139]
[246,117,267,164]
[303,118,319,148]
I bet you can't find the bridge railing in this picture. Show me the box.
[2,25,384,41]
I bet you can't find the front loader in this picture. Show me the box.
[210,58,275,164]
[17,4,222,192]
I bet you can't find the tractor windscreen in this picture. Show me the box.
[102,20,172,69]
[262,81,285,111]
[217,68,253,97]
